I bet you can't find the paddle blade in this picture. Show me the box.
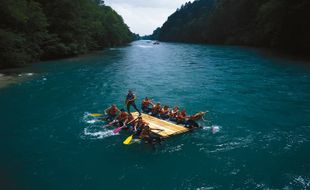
[90,113,103,117]
[123,135,133,145]
[113,127,123,134]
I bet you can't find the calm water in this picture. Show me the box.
[0,41,310,190]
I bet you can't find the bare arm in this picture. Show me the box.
[109,120,117,125]
[150,100,155,106]
[128,117,138,125]
[116,108,120,114]
[122,118,129,127]
[104,107,110,114]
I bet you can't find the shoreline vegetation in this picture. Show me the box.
[0,71,34,89]
[0,0,138,70]
[148,0,310,56]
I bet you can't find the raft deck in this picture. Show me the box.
[131,112,189,138]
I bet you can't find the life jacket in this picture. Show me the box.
[152,105,161,112]
[177,112,186,121]
[137,120,147,127]
[107,107,118,115]
[142,100,151,108]
[139,127,151,138]
[116,112,128,122]
[160,108,169,114]
[169,109,179,117]
[126,93,135,104]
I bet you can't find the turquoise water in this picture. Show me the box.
[0,41,310,189]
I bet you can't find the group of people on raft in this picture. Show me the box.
[101,90,206,143]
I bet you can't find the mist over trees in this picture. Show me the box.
[0,0,135,69]
[151,0,310,54]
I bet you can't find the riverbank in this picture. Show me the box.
[0,67,35,89]
[0,47,113,89]
[0,74,19,89]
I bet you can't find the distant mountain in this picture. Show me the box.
[151,0,310,54]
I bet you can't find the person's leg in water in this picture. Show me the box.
[107,114,117,122]
[141,106,147,113]
[185,120,199,128]
[146,133,161,144]
[169,117,177,122]
[133,127,142,138]
[177,119,185,125]
[160,114,169,120]
[142,106,152,114]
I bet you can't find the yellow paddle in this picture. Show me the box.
[90,113,103,117]
[123,135,133,145]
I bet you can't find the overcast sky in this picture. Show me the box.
[104,0,192,35]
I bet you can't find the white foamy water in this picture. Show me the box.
[18,73,34,77]
[211,125,220,134]
[202,125,221,134]
[137,45,153,48]
[82,112,103,124]
[83,128,116,139]
[86,119,97,124]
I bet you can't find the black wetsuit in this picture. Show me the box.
[126,93,141,115]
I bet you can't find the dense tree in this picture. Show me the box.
[151,0,310,54]
[0,0,134,69]
[0,0,49,68]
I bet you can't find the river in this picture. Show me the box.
[0,40,309,189]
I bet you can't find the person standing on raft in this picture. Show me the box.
[125,90,141,115]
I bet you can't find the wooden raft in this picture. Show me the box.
[131,112,189,138]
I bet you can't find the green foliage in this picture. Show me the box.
[0,0,134,69]
[0,0,48,68]
[152,0,310,54]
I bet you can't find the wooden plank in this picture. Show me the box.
[131,112,189,137]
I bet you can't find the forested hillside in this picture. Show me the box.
[152,0,310,54]
[0,0,135,69]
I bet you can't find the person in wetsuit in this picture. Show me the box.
[109,109,129,127]
[125,90,141,115]
[141,97,154,113]
[176,109,187,125]
[104,104,120,121]
[169,106,179,122]
[185,112,206,128]
[159,105,170,120]
[133,116,147,138]
[139,125,162,144]
[125,113,138,131]
[151,102,161,117]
